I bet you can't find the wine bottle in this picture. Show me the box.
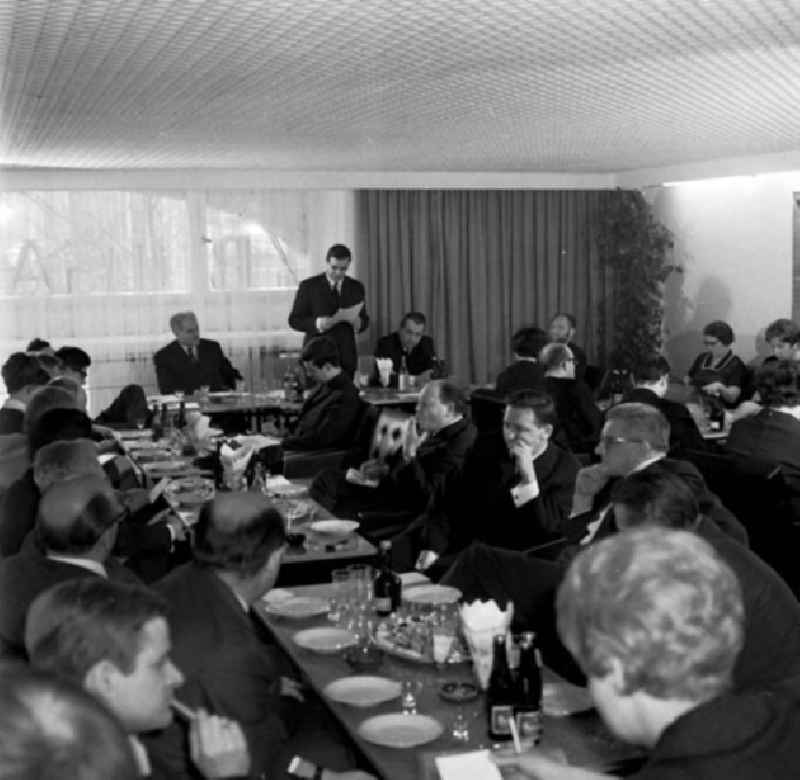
[176,400,187,429]
[486,634,517,742]
[515,632,543,745]
[398,354,410,391]
[373,540,402,616]
[151,402,162,441]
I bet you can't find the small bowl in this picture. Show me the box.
[342,644,384,673]
[438,680,479,703]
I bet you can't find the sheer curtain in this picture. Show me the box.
[0,189,353,412]
[356,190,613,385]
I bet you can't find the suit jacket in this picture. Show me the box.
[282,373,362,451]
[0,406,24,435]
[425,435,579,555]
[0,549,138,658]
[373,332,436,379]
[144,562,287,779]
[288,273,369,376]
[495,360,545,398]
[567,342,587,383]
[623,387,706,454]
[727,408,800,480]
[153,339,241,395]
[544,377,602,452]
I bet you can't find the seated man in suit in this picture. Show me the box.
[0,666,138,780]
[0,474,138,658]
[54,345,92,387]
[764,318,800,364]
[26,578,252,780]
[289,243,369,378]
[624,355,705,454]
[310,381,476,530]
[144,493,373,780]
[373,312,437,385]
[282,336,362,452]
[0,352,50,434]
[411,390,579,574]
[153,311,242,395]
[547,312,587,382]
[494,326,548,398]
[496,527,800,780]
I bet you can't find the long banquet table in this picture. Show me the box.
[255,584,641,780]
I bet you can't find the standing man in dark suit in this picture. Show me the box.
[153,311,241,395]
[288,244,369,378]
[373,312,436,384]
[547,312,587,382]
[624,355,706,454]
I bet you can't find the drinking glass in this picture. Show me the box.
[328,568,350,623]
[347,563,373,606]
[432,624,455,670]
[401,679,423,715]
[451,710,470,743]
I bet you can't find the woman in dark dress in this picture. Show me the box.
[541,342,601,453]
[687,320,746,410]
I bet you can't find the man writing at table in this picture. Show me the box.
[289,243,369,378]
[153,311,242,395]
[373,311,437,385]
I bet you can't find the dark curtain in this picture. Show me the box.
[356,190,614,385]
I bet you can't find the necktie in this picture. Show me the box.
[187,346,196,362]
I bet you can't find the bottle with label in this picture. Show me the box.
[151,402,162,441]
[398,354,410,391]
[486,634,517,742]
[515,632,543,745]
[373,540,402,616]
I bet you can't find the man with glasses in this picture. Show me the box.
[0,474,139,658]
[289,244,369,378]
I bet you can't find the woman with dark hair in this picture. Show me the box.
[726,360,800,481]
[686,320,746,408]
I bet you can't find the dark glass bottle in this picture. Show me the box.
[151,402,162,441]
[486,634,517,742]
[398,354,409,391]
[373,540,402,616]
[515,632,543,744]
[176,400,187,429]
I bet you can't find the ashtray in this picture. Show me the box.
[286,532,306,548]
[342,645,384,673]
[438,680,479,703]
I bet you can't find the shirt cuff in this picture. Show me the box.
[315,316,326,332]
[511,479,540,507]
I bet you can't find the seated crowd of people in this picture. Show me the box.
[3,303,800,778]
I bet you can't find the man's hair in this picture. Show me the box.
[302,336,341,368]
[26,338,52,352]
[54,347,91,372]
[753,360,800,407]
[37,486,119,555]
[2,353,50,394]
[169,311,197,332]
[540,342,572,372]
[400,312,426,329]
[431,380,467,417]
[557,527,744,701]
[506,389,557,427]
[0,664,137,780]
[511,326,549,359]
[764,318,800,345]
[703,320,734,346]
[631,355,671,385]
[550,312,577,330]
[27,408,93,457]
[33,439,103,492]
[26,579,168,683]
[325,243,351,262]
[24,387,81,438]
[610,465,700,530]
[606,402,670,452]
[193,495,287,577]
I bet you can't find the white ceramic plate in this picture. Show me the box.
[358,713,443,749]
[293,627,357,654]
[309,519,360,537]
[542,681,594,716]
[324,676,402,707]
[265,596,329,620]
[403,584,461,606]
[398,572,430,588]
[265,477,308,498]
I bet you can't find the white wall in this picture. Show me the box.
[649,172,800,376]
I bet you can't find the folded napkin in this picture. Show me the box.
[461,600,514,689]
[435,751,502,780]
[220,443,254,490]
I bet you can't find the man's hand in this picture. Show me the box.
[164,511,187,543]
[701,381,724,396]
[493,748,614,780]
[188,710,251,779]
[315,316,335,332]
[415,549,439,571]
[360,459,389,480]
[509,442,537,484]
[280,676,305,702]
[571,464,611,516]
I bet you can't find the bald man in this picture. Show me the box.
[144,493,370,780]
[0,475,138,659]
